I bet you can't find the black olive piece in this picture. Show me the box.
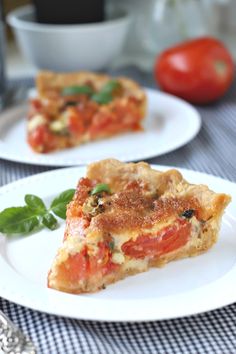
[181,209,195,219]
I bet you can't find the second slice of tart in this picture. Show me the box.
[28,71,147,153]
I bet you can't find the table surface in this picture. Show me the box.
[0,67,236,354]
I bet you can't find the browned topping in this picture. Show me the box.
[91,211,146,233]
[68,176,204,234]
[112,189,154,212]
[82,184,202,233]
[82,195,105,217]
[152,197,201,222]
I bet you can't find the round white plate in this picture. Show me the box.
[0,165,235,322]
[0,89,201,166]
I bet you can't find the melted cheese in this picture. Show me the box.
[50,120,66,132]
[112,252,125,264]
[28,114,46,132]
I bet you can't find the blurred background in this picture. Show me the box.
[2,0,236,79]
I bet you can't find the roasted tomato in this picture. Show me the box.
[89,241,118,275]
[154,37,234,104]
[67,107,85,137]
[28,125,57,152]
[89,100,142,138]
[57,248,89,284]
[122,219,191,259]
[58,241,118,285]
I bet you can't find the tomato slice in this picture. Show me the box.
[89,242,110,274]
[75,177,95,206]
[57,247,89,284]
[28,124,57,152]
[67,108,85,136]
[89,100,142,138]
[122,219,191,259]
[57,241,119,286]
[89,241,119,276]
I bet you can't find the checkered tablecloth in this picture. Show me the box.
[0,68,236,353]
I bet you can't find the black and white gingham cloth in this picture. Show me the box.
[0,68,236,353]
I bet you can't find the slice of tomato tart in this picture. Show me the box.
[47,159,231,294]
[28,71,146,153]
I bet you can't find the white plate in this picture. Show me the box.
[0,89,201,166]
[0,165,235,322]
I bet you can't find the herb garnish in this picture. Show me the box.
[62,80,122,105]
[91,80,122,105]
[0,189,75,236]
[91,91,113,105]
[91,183,111,195]
[61,85,94,96]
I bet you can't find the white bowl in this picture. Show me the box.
[7,5,130,72]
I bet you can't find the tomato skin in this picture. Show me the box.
[58,248,89,284]
[67,107,85,137]
[89,236,120,276]
[89,99,142,138]
[122,219,191,259]
[154,37,234,104]
[28,124,56,152]
[57,241,119,285]
[89,242,116,276]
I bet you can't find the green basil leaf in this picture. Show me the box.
[0,206,40,235]
[91,80,121,104]
[61,85,94,96]
[102,80,121,95]
[25,194,47,214]
[91,183,111,195]
[91,92,113,105]
[42,212,58,230]
[50,189,75,219]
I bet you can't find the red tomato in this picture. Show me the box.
[67,107,85,136]
[122,219,191,259]
[154,37,234,104]
[58,248,89,283]
[58,242,119,285]
[89,242,117,276]
[28,99,43,118]
[89,101,141,138]
[28,125,56,152]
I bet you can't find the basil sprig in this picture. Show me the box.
[91,91,113,105]
[91,183,111,195]
[0,207,40,235]
[0,189,75,236]
[50,189,76,219]
[101,80,122,94]
[91,80,121,105]
[61,80,122,105]
[61,85,94,96]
